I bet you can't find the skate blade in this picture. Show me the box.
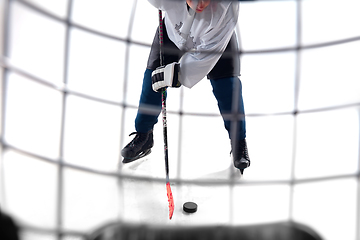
[122,149,152,163]
[236,161,250,175]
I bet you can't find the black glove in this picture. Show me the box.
[152,62,181,92]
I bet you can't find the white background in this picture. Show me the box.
[1,0,360,239]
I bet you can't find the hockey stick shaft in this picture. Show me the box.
[158,10,169,178]
[159,9,174,220]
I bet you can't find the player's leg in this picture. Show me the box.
[207,33,250,173]
[121,69,161,163]
[210,77,250,173]
[121,21,180,163]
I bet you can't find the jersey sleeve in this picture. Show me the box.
[179,2,239,88]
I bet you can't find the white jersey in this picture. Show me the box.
[148,0,239,88]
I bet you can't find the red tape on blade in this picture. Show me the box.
[166,182,174,219]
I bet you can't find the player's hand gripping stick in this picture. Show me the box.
[151,62,181,92]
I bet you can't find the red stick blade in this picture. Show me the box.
[166,182,174,219]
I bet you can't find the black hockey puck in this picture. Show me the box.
[183,202,197,213]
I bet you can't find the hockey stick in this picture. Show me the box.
[158,9,174,220]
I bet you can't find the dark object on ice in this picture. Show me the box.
[183,202,198,213]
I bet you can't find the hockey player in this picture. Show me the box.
[121,0,250,173]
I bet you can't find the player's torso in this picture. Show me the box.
[163,1,231,51]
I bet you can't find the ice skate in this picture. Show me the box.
[231,139,250,174]
[121,130,154,163]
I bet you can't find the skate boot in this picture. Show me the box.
[231,139,250,174]
[121,130,154,163]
